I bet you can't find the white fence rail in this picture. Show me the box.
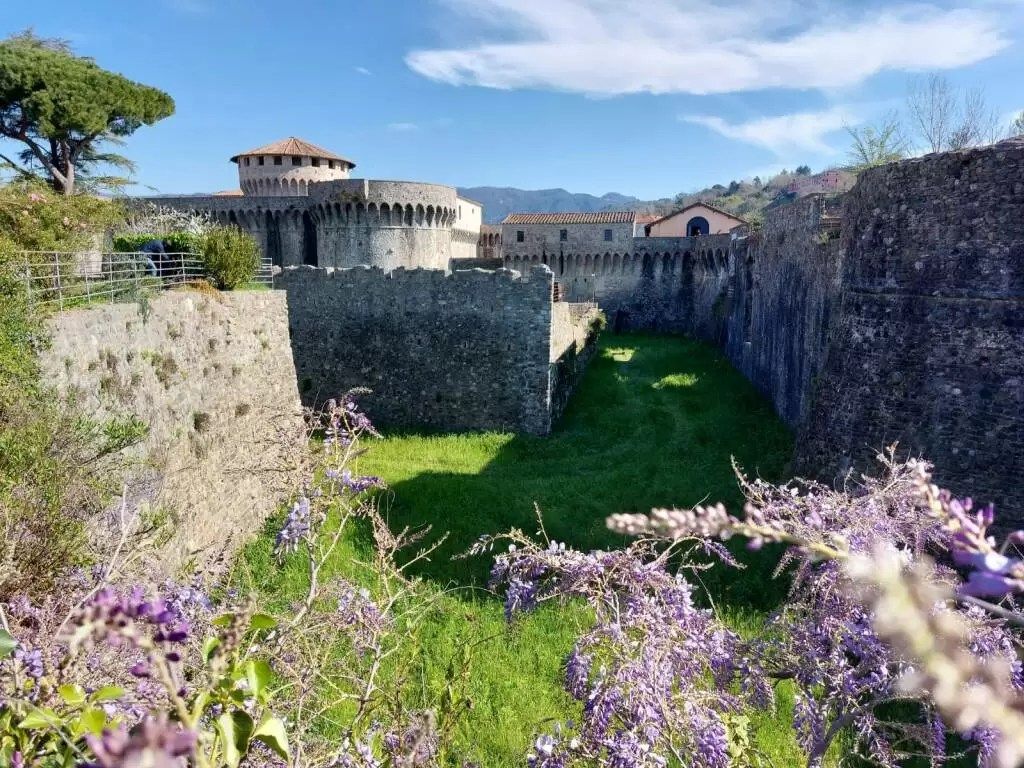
[18,251,274,310]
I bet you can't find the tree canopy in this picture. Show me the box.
[0,31,174,194]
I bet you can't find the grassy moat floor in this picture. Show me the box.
[235,333,818,766]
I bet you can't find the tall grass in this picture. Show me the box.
[236,333,806,765]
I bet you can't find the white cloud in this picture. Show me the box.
[355,67,372,76]
[407,1,1009,96]
[387,122,420,132]
[682,106,854,155]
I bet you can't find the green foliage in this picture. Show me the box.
[1011,111,1024,138]
[113,231,203,254]
[847,113,909,171]
[0,31,174,194]
[0,181,122,253]
[200,227,261,290]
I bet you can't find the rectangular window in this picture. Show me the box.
[311,158,320,167]
[258,156,265,166]
[273,155,282,165]
[516,230,525,243]
[292,156,302,165]
[560,229,568,242]
[604,229,613,241]
[244,157,250,166]
[328,160,335,169]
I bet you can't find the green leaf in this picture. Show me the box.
[18,707,61,730]
[90,685,125,703]
[0,629,16,659]
[215,709,254,768]
[245,659,273,700]
[252,714,290,761]
[202,636,221,662]
[77,707,106,735]
[211,612,235,627]
[250,613,277,630]
[58,684,86,706]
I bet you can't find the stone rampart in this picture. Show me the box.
[725,195,843,426]
[39,291,305,578]
[797,140,1024,515]
[278,264,572,435]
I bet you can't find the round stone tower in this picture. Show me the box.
[232,137,356,197]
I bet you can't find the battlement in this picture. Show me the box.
[277,263,567,435]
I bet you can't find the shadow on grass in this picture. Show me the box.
[363,332,796,611]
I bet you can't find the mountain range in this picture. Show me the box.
[458,187,644,224]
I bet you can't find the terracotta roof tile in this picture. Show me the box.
[501,211,636,225]
[230,137,355,167]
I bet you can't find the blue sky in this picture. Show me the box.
[4,0,1023,199]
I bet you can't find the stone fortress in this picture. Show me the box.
[149,135,1024,522]
[158,137,486,271]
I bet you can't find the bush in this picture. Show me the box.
[112,231,202,254]
[200,226,260,289]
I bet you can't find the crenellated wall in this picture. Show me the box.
[153,178,460,272]
[502,234,733,332]
[276,264,593,435]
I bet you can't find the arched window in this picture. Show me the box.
[686,216,710,236]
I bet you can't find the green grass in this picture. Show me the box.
[236,333,807,766]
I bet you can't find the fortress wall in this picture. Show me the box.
[797,140,1024,515]
[39,291,305,579]
[724,195,844,427]
[278,265,560,435]
[549,302,602,422]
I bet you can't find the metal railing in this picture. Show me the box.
[18,251,276,310]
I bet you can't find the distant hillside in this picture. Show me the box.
[458,187,641,224]
[461,168,853,227]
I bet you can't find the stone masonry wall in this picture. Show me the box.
[726,195,844,427]
[40,291,305,578]
[278,264,564,435]
[797,140,1024,515]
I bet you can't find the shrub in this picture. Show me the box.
[200,226,260,289]
[112,231,202,254]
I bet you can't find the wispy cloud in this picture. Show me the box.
[355,66,372,76]
[682,106,855,155]
[387,122,420,132]
[407,1,1009,96]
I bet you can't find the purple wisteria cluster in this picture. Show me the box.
[489,539,756,768]
[63,585,191,658]
[335,580,392,654]
[85,715,197,768]
[323,389,380,450]
[606,455,1024,765]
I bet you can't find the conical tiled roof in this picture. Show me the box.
[230,137,355,167]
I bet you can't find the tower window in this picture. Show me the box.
[273,155,282,165]
[604,229,613,241]
[311,157,320,167]
[560,229,567,241]
[258,156,265,166]
[516,230,525,243]
[292,156,302,165]
[328,160,335,169]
